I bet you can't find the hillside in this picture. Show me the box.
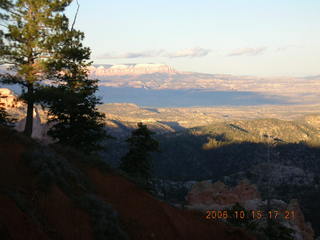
[0,126,254,240]
[148,118,320,179]
[100,103,320,138]
[101,116,320,237]
[2,87,320,238]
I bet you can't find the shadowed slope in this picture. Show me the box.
[88,169,254,240]
[0,127,254,240]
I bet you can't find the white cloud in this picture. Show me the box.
[276,45,302,52]
[227,47,267,57]
[99,50,165,59]
[99,47,211,59]
[167,47,211,58]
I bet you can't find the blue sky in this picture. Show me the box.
[66,0,320,77]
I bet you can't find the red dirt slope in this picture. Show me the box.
[88,168,255,240]
[0,127,254,240]
[0,128,94,240]
[0,194,49,240]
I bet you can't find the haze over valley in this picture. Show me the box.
[88,63,320,107]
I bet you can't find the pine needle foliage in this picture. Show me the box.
[0,0,73,136]
[120,122,159,189]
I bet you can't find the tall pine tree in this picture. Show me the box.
[120,122,159,189]
[38,25,107,153]
[0,0,73,137]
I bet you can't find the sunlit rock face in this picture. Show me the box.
[0,88,23,109]
[186,180,315,240]
[186,180,260,206]
[0,88,49,141]
[89,63,178,76]
[288,200,315,240]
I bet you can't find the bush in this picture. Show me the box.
[22,147,91,193]
[77,194,129,240]
[22,143,129,240]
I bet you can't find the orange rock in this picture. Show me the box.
[186,180,260,206]
[0,88,23,109]
[288,199,314,240]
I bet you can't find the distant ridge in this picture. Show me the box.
[87,63,320,104]
[90,63,178,76]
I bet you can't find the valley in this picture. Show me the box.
[1,65,320,239]
[100,102,320,137]
[1,1,319,239]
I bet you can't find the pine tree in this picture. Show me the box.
[0,1,13,63]
[0,0,14,128]
[37,27,107,153]
[0,0,73,137]
[120,122,159,189]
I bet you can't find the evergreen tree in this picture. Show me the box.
[263,219,294,240]
[0,0,14,128]
[38,26,107,153]
[120,122,159,189]
[0,0,73,137]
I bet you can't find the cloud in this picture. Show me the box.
[276,45,301,52]
[167,47,211,58]
[100,50,165,59]
[99,47,211,59]
[227,47,267,57]
[276,46,289,52]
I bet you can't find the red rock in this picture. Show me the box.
[288,199,314,240]
[187,180,260,206]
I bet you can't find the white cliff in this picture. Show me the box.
[89,63,178,76]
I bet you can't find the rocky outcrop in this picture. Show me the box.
[0,88,49,141]
[89,63,178,76]
[288,200,315,240]
[186,180,315,240]
[0,88,23,108]
[186,180,260,207]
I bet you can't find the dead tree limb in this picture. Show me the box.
[71,0,80,30]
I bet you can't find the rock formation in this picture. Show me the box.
[186,180,315,240]
[89,63,178,76]
[288,199,315,240]
[0,88,23,109]
[186,180,260,207]
[0,88,49,141]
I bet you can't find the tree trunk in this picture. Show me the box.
[23,84,34,137]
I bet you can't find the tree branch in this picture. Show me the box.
[71,0,80,30]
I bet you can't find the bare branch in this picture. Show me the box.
[71,0,80,30]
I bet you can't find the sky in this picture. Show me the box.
[66,0,320,77]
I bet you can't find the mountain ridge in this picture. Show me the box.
[90,63,179,76]
[89,64,320,104]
